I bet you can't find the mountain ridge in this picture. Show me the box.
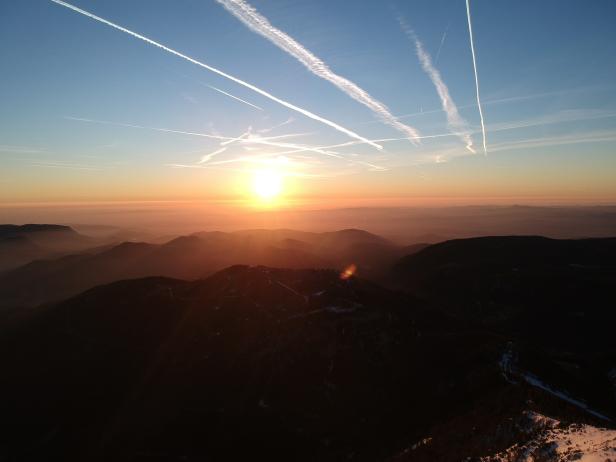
[0,228,414,308]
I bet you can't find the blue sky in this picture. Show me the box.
[1,0,616,204]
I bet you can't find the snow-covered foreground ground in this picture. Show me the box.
[484,411,616,461]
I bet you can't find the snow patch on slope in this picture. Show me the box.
[484,413,616,461]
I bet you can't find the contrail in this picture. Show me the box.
[489,130,616,153]
[207,85,263,110]
[240,138,347,160]
[220,128,252,146]
[434,21,451,65]
[198,146,227,163]
[50,0,383,150]
[356,88,593,126]
[202,143,387,171]
[199,128,252,163]
[66,117,308,145]
[65,116,233,141]
[399,19,475,153]
[318,131,460,150]
[258,117,294,134]
[66,115,377,170]
[215,0,422,143]
[328,109,616,150]
[29,161,103,171]
[465,0,487,155]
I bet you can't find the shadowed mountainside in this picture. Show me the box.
[392,236,616,351]
[0,266,495,461]
[392,235,616,431]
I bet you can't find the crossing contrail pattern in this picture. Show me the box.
[414,36,475,153]
[465,0,487,155]
[397,16,475,153]
[50,0,383,150]
[215,0,422,144]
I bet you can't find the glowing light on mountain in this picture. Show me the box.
[340,264,357,280]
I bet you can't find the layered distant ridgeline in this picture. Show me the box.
[0,224,94,272]
[1,229,615,460]
[0,228,426,308]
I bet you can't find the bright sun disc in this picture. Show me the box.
[253,169,282,199]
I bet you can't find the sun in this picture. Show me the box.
[253,169,283,200]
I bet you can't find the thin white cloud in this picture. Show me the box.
[207,85,263,110]
[0,145,47,154]
[398,18,475,153]
[465,0,487,154]
[489,130,616,153]
[486,109,616,133]
[28,161,104,171]
[51,0,383,150]
[215,0,421,143]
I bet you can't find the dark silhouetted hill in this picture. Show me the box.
[393,237,616,347]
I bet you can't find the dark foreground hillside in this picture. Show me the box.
[1,236,615,461]
[0,265,507,461]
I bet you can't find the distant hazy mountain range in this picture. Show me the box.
[0,227,426,308]
[0,224,95,272]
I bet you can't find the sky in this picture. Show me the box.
[1,0,616,208]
